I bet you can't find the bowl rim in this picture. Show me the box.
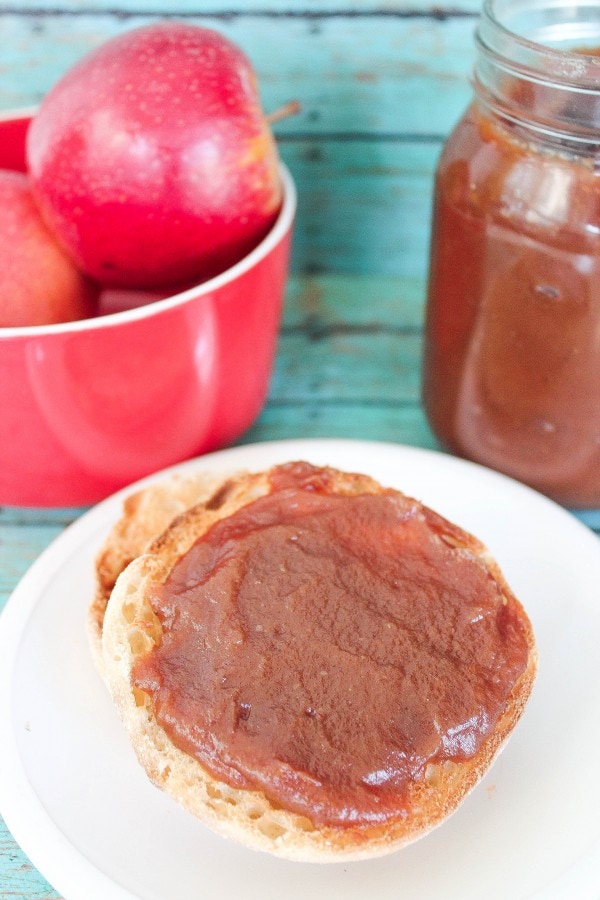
[0,107,297,339]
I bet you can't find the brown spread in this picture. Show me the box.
[424,102,600,507]
[132,462,530,828]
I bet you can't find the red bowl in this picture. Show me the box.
[0,110,296,506]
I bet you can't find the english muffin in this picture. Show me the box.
[100,461,537,861]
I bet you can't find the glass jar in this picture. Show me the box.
[423,0,600,507]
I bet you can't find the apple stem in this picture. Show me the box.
[266,100,301,126]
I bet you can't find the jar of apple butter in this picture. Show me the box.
[423,0,600,507]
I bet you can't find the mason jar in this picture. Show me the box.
[423,0,600,507]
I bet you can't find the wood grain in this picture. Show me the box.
[0,5,474,278]
[281,140,440,276]
[0,1,483,11]
[0,12,475,133]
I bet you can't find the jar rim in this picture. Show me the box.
[473,0,600,144]
[478,0,600,89]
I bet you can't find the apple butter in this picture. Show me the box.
[132,462,530,828]
[424,0,600,507]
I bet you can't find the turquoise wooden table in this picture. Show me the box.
[2,2,600,897]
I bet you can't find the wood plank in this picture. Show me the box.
[0,827,60,900]
[272,332,423,401]
[0,524,66,607]
[243,398,438,447]
[0,1,483,17]
[282,274,425,327]
[279,140,440,276]
[0,508,83,528]
[270,274,426,402]
[0,13,475,135]
[243,274,436,445]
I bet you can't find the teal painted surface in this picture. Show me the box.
[0,520,66,899]
[0,5,475,278]
[0,14,475,134]
[281,140,441,276]
[3,1,484,12]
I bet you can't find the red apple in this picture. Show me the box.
[26,22,283,290]
[0,170,98,327]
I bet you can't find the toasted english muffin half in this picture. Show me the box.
[101,463,537,862]
[89,470,241,670]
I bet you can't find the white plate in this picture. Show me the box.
[1,439,599,900]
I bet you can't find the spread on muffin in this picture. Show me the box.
[131,461,531,828]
